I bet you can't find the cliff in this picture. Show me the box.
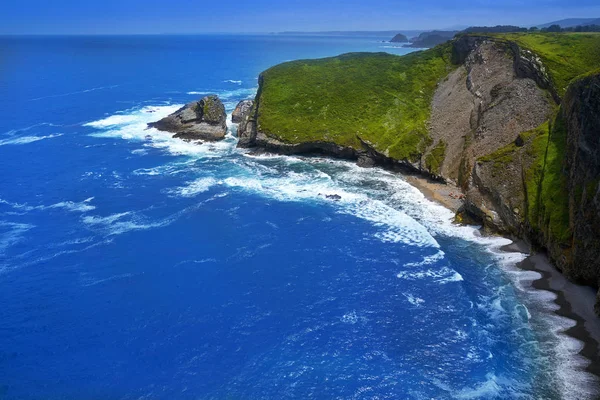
[237,32,600,313]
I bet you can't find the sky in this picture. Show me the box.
[1,0,600,34]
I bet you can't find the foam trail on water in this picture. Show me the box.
[0,133,63,146]
[0,221,34,255]
[28,85,120,101]
[0,197,95,213]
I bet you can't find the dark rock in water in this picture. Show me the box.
[390,33,408,43]
[357,154,376,168]
[148,95,227,141]
[325,194,342,201]
[232,100,254,123]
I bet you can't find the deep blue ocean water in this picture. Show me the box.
[0,34,597,399]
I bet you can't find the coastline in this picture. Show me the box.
[404,172,600,386]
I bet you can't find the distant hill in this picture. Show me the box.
[405,31,457,48]
[390,33,408,43]
[277,31,424,37]
[537,18,599,28]
[462,25,527,34]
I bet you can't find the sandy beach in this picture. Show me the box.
[405,173,600,382]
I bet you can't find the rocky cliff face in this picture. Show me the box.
[149,95,227,141]
[563,73,600,310]
[232,100,253,123]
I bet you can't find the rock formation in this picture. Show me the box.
[149,95,227,141]
[232,100,253,123]
[390,33,408,43]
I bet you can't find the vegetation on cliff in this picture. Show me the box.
[494,32,600,96]
[256,45,456,161]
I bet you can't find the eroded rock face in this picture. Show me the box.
[232,100,253,123]
[429,39,552,182]
[149,95,227,141]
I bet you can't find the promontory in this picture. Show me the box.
[236,32,600,313]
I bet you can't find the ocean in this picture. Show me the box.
[0,34,596,399]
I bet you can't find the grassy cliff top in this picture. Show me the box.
[492,32,600,96]
[256,45,455,161]
[254,32,600,162]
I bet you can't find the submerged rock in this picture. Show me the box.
[148,95,227,141]
[232,100,253,123]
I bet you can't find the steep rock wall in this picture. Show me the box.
[563,73,600,310]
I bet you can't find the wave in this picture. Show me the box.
[0,197,95,213]
[0,221,34,255]
[396,266,463,284]
[0,133,63,146]
[169,177,219,197]
[28,85,120,102]
[223,80,243,85]
[1,122,61,136]
[81,273,136,287]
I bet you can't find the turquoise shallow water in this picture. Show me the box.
[0,34,596,399]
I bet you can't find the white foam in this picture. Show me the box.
[0,133,63,146]
[171,177,219,197]
[47,198,96,212]
[396,266,463,284]
[0,197,95,213]
[221,167,439,249]
[0,221,34,255]
[84,114,141,128]
[82,211,171,236]
[403,293,425,306]
[403,250,445,267]
[223,80,242,85]
[85,105,239,158]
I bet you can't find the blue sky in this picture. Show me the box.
[2,0,600,34]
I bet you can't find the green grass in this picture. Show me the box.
[477,115,571,243]
[425,140,447,175]
[524,116,571,244]
[494,32,600,96]
[256,45,456,161]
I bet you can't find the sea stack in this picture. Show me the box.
[390,33,408,43]
[149,95,227,141]
[232,100,253,123]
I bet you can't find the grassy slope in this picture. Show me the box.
[495,32,600,96]
[257,45,455,161]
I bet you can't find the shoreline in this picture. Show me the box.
[404,173,600,386]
